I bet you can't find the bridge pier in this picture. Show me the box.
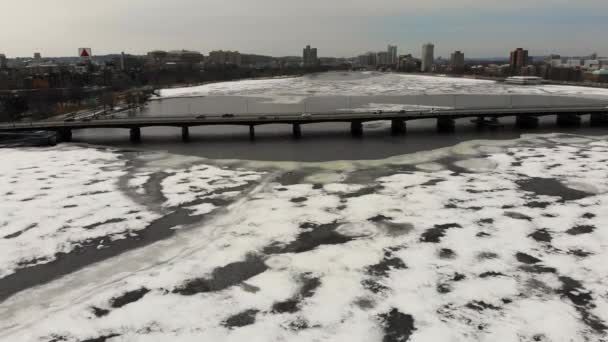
[590,113,608,127]
[129,127,141,143]
[249,125,255,140]
[181,126,190,142]
[351,120,363,137]
[390,119,406,135]
[292,123,302,139]
[556,113,581,127]
[437,117,455,133]
[56,128,72,143]
[474,116,485,130]
[516,115,539,129]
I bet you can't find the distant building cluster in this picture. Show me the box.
[0,49,146,90]
[356,45,400,69]
[2,41,608,93]
[466,49,608,83]
[349,42,608,84]
[146,50,204,68]
[207,50,242,66]
[538,53,608,82]
[146,49,246,68]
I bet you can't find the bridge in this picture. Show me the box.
[1,105,608,143]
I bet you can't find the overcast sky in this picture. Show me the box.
[1,0,606,58]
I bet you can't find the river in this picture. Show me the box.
[69,72,608,161]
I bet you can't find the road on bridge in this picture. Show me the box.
[1,105,607,143]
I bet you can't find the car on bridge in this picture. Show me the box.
[301,113,312,119]
[196,115,207,119]
[222,114,235,118]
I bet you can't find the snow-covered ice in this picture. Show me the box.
[1,134,608,341]
[156,72,608,104]
[0,147,159,278]
[341,103,454,113]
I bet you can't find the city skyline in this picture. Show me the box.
[2,0,608,58]
[2,45,605,62]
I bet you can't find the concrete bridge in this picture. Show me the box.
[1,105,608,143]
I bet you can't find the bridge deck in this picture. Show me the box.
[1,106,607,131]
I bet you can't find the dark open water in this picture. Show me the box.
[70,73,608,161]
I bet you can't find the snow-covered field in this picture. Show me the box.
[1,135,608,341]
[157,72,608,104]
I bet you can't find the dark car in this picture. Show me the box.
[64,118,75,122]
[259,116,268,120]
[196,115,207,119]
[222,114,235,118]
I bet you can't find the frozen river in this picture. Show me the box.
[72,72,608,161]
[2,72,608,341]
[2,134,608,341]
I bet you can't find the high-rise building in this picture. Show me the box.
[303,45,319,67]
[377,51,389,65]
[509,48,529,73]
[450,51,465,73]
[357,52,377,66]
[421,43,435,72]
[399,54,420,72]
[387,45,398,65]
[34,52,41,61]
[0,54,7,69]
[357,55,369,66]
